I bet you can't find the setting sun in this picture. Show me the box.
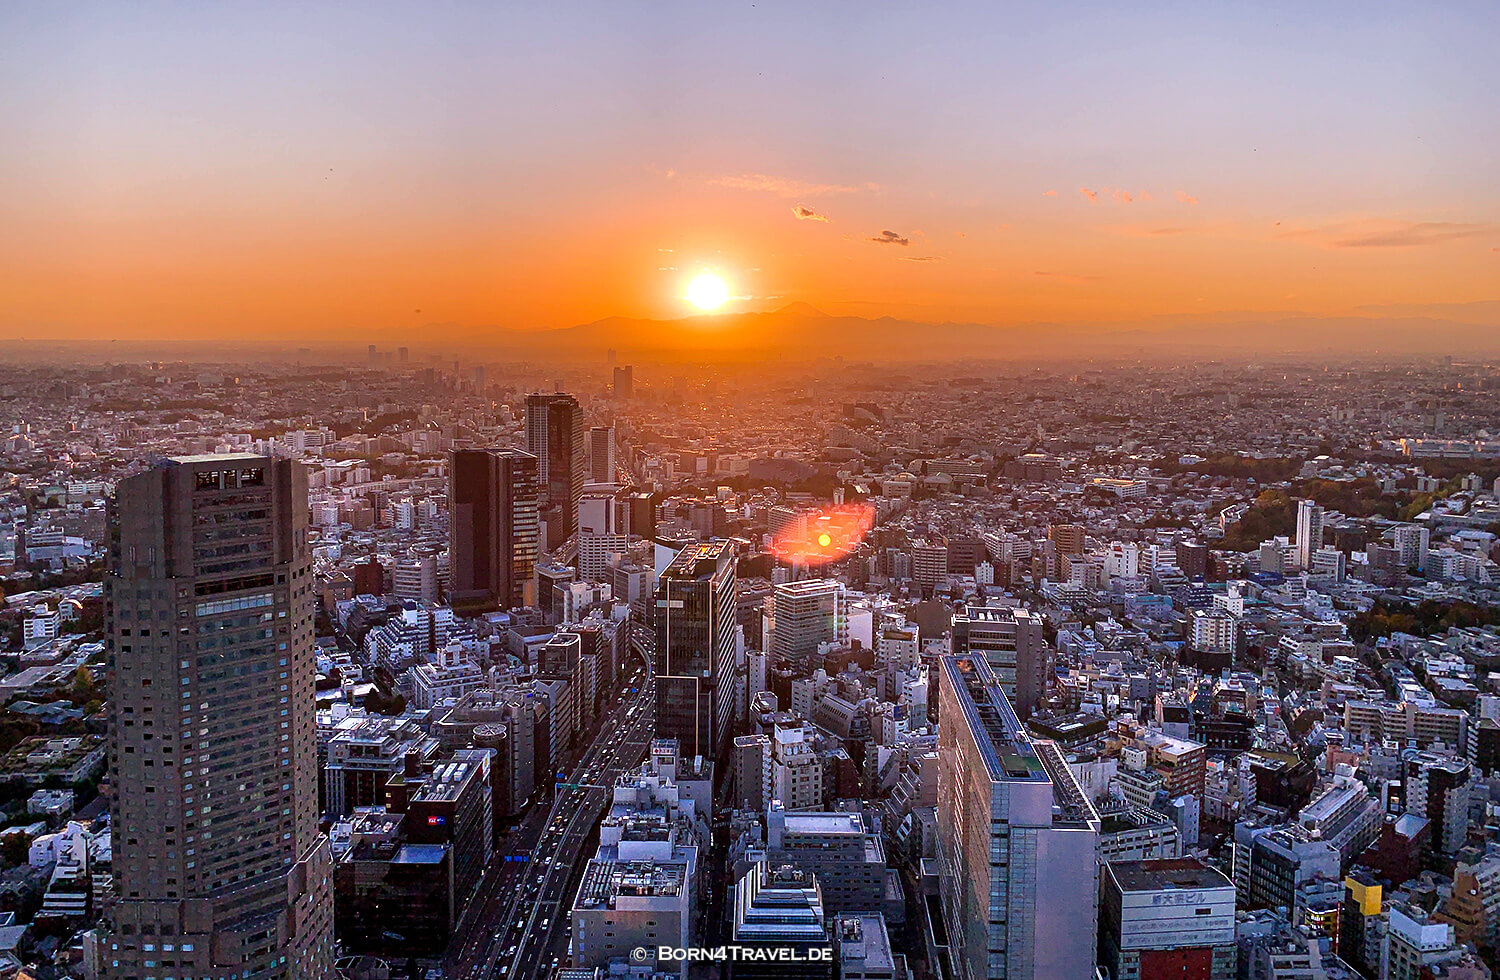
[685,272,730,311]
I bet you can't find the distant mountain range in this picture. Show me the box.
[479,302,1500,362]
[4,301,1495,364]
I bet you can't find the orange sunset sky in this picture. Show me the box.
[1,2,1497,343]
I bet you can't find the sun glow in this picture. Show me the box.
[685,272,730,311]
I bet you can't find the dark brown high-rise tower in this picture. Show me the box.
[105,454,334,979]
[526,391,585,544]
[449,448,540,610]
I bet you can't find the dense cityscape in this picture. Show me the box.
[0,351,1497,979]
[6,0,1500,978]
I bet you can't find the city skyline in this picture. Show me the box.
[5,4,1500,979]
[1,3,1497,346]
[4,355,1500,979]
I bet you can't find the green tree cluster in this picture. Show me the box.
[1349,599,1500,642]
[1221,490,1296,551]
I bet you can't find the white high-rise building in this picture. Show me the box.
[1295,499,1325,571]
[1104,541,1140,579]
[392,551,440,603]
[769,579,848,665]
[1393,524,1430,573]
[578,532,628,582]
[771,723,824,810]
[1191,608,1238,654]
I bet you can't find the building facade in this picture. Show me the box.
[937,654,1100,980]
[526,392,586,542]
[105,454,334,979]
[654,541,738,759]
[448,448,540,610]
[1099,859,1237,980]
[950,606,1049,719]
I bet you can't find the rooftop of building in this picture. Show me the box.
[393,843,447,865]
[661,538,733,579]
[411,753,486,803]
[942,655,1048,783]
[833,914,895,973]
[1108,858,1234,894]
[165,452,265,465]
[575,858,688,908]
[777,811,867,838]
[956,604,1034,624]
[774,578,843,596]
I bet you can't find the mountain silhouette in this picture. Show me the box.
[478,305,1500,362]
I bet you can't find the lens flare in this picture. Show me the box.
[770,503,876,566]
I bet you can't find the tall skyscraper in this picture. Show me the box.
[612,364,634,399]
[654,540,737,759]
[1295,499,1325,571]
[950,605,1049,719]
[449,448,540,610]
[526,392,585,541]
[105,454,334,979]
[588,424,615,484]
[937,654,1099,980]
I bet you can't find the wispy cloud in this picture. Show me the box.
[1175,190,1198,205]
[869,230,910,246]
[900,255,942,262]
[1043,189,1058,197]
[1106,225,1199,239]
[1335,222,1491,247]
[791,205,829,222]
[1280,219,1496,248]
[1034,270,1104,283]
[710,173,866,196]
[1082,186,1147,204]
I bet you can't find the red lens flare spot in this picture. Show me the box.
[770,503,875,566]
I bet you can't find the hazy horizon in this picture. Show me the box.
[2,2,1498,349]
